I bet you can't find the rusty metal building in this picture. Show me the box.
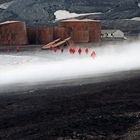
[27,27,53,45]
[53,26,71,40]
[0,21,28,45]
[0,19,101,46]
[59,19,101,43]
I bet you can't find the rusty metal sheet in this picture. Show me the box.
[27,27,53,45]
[27,27,38,44]
[59,19,101,43]
[72,30,89,43]
[38,27,53,44]
[0,21,28,45]
[54,27,70,40]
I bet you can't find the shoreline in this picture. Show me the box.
[0,70,140,139]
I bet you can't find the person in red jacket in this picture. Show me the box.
[85,48,89,54]
[61,48,64,53]
[16,47,21,52]
[78,48,82,54]
[91,51,96,58]
[69,47,75,54]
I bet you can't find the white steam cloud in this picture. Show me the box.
[0,41,140,87]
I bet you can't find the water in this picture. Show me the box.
[0,41,140,88]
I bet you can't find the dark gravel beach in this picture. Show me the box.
[0,0,140,139]
[0,71,140,140]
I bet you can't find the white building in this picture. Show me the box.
[101,30,126,39]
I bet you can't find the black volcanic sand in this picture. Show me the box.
[0,75,140,140]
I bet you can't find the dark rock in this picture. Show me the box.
[0,0,12,4]
[0,0,140,26]
[0,0,65,25]
[101,19,140,31]
[104,0,140,20]
[0,0,140,35]
[0,8,4,12]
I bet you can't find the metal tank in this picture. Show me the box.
[27,26,53,45]
[59,19,101,43]
[53,26,71,40]
[0,21,28,45]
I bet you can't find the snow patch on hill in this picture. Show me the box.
[130,17,140,21]
[0,1,13,9]
[54,10,101,20]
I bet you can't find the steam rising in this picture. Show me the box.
[0,41,140,87]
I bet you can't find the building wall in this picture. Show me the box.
[59,20,101,43]
[27,27,54,45]
[0,21,28,45]
[53,27,71,40]
[0,19,101,45]
[88,22,101,42]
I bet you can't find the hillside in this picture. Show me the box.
[0,0,140,34]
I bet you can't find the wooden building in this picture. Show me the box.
[0,21,28,45]
[59,19,101,43]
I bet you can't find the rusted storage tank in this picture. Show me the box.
[27,27,37,44]
[0,21,28,45]
[53,26,71,40]
[59,19,101,43]
[27,27,53,45]
[88,20,101,42]
[38,27,54,44]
